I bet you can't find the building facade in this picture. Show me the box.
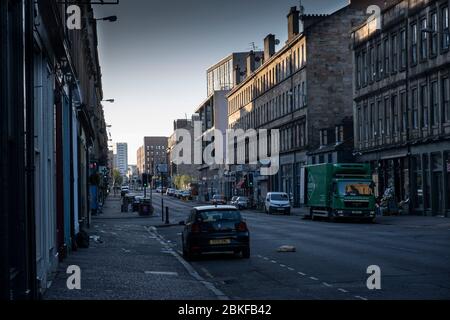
[114,143,128,177]
[1,0,108,299]
[352,0,450,217]
[227,3,378,206]
[167,117,199,187]
[137,137,168,186]
[196,52,263,200]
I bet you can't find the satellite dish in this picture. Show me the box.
[275,39,281,45]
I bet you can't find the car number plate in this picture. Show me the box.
[353,211,363,214]
[210,239,231,245]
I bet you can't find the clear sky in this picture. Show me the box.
[94,0,348,164]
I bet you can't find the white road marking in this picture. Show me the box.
[338,288,348,293]
[263,257,269,260]
[279,264,286,268]
[322,282,333,287]
[200,267,214,279]
[288,267,295,271]
[310,277,319,281]
[355,296,368,301]
[144,226,229,300]
[298,272,306,276]
[144,271,178,276]
[271,260,277,264]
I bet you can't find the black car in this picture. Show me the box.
[181,206,250,260]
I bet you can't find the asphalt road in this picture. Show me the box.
[150,192,450,300]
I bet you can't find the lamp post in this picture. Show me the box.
[94,16,118,23]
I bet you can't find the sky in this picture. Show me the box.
[94,0,348,164]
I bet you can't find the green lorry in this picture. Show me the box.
[304,163,376,222]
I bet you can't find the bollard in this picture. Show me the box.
[165,207,170,225]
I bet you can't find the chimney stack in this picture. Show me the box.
[264,34,276,62]
[287,6,300,41]
[246,51,256,77]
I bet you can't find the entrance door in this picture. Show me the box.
[432,172,444,216]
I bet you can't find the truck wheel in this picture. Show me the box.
[328,210,337,222]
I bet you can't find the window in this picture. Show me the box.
[370,102,375,139]
[443,77,450,122]
[392,95,399,135]
[364,104,369,141]
[377,100,383,137]
[421,84,429,128]
[356,52,362,88]
[335,125,344,143]
[400,92,408,132]
[383,38,390,76]
[430,12,438,56]
[369,46,375,82]
[420,18,428,60]
[412,87,419,129]
[320,129,328,146]
[441,6,449,51]
[362,50,368,85]
[391,33,398,73]
[431,81,439,126]
[385,97,391,136]
[376,43,382,79]
[411,23,418,65]
[358,107,363,142]
[400,29,407,69]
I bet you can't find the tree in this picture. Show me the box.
[112,169,123,188]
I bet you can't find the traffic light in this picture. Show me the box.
[248,173,254,188]
[142,173,149,188]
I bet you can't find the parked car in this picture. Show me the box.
[265,192,291,215]
[175,189,183,198]
[120,185,130,197]
[180,190,192,200]
[166,188,176,196]
[181,205,250,260]
[211,195,227,205]
[233,196,249,210]
[230,196,238,205]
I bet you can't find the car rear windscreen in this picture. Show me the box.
[197,210,241,222]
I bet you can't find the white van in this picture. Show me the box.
[265,192,291,215]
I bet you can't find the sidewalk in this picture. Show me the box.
[290,207,450,228]
[43,197,218,300]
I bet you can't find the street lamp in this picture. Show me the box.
[95,16,118,22]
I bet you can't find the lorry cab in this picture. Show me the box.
[304,163,376,222]
[331,178,376,220]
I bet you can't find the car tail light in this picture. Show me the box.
[191,223,201,233]
[236,221,248,232]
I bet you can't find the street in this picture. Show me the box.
[45,193,450,300]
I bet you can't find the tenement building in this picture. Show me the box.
[227,2,381,206]
[352,0,450,217]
